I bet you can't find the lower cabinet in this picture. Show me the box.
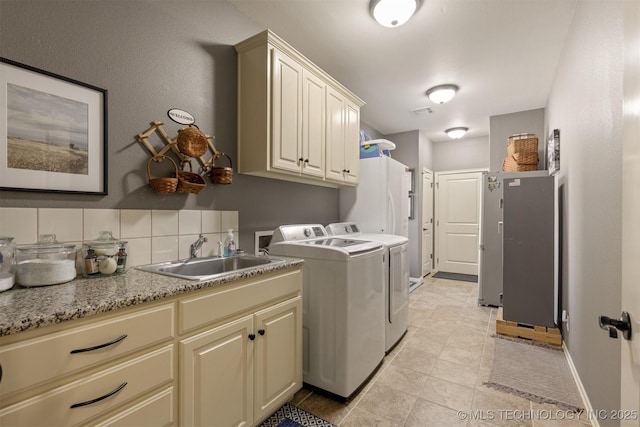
[180,296,302,427]
[0,266,303,427]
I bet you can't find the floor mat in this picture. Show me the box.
[485,336,584,412]
[432,271,478,282]
[409,277,424,293]
[259,403,336,427]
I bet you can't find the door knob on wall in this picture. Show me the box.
[599,312,632,340]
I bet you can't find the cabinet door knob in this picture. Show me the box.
[258,329,265,336]
[248,334,256,341]
[70,334,128,354]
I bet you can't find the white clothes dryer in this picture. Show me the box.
[326,222,409,353]
[268,224,385,400]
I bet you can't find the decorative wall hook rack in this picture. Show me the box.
[136,121,222,172]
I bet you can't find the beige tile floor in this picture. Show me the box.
[288,276,593,427]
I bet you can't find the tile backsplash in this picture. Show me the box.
[0,208,239,267]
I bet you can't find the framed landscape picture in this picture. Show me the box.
[0,58,107,194]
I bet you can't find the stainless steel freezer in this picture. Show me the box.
[502,174,555,327]
[478,171,553,308]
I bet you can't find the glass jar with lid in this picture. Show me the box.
[16,234,77,287]
[0,236,16,291]
[82,231,128,278]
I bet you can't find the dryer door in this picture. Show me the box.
[389,242,409,324]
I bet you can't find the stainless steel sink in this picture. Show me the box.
[137,254,285,281]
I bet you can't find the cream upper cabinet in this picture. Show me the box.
[325,87,361,185]
[236,30,364,188]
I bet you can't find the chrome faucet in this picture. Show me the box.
[190,234,208,258]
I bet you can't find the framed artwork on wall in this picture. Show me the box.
[547,128,560,175]
[0,57,107,194]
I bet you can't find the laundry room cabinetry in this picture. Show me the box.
[0,304,176,427]
[235,29,364,188]
[325,87,360,185]
[178,268,303,427]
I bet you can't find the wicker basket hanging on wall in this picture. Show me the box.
[176,125,209,158]
[177,160,206,194]
[210,153,233,185]
[147,155,179,194]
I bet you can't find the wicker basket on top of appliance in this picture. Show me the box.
[502,133,539,172]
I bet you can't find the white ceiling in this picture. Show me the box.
[229,0,577,142]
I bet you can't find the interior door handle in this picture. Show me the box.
[599,311,631,340]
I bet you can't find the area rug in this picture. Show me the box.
[259,403,336,427]
[485,336,584,412]
[409,277,424,293]
[432,271,478,282]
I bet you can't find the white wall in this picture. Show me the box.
[546,1,623,420]
[432,136,489,172]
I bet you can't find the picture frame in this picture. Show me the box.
[0,57,107,194]
[547,128,560,175]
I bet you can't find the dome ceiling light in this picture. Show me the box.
[370,0,421,28]
[426,84,459,104]
[445,127,468,139]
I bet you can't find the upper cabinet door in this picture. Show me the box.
[325,87,360,185]
[343,100,360,185]
[325,87,346,182]
[271,49,303,174]
[301,70,326,178]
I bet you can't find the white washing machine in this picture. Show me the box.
[326,222,409,353]
[268,224,385,400]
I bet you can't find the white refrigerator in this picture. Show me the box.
[339,156,410,237]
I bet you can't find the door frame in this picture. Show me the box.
[421,168,434,277]
[434,168,487,274]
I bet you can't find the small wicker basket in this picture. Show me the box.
[507,133,538,156]
[210,153,233,185]
[502,154,538,172]
[147,156,178,194]
[176,125,208,158]
[177,160,206,194]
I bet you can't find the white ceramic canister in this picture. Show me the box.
[0,236,16,291]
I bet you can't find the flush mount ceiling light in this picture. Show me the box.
[370,0,421,28]
[426,84,459,104]
[445,127,468,139]
[427,85,458,104]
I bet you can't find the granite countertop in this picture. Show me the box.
[0,257,303,337]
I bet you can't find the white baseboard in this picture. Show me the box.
[563,342,597,427]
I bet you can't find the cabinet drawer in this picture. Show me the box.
[0,304,174,397]
[93,387,175,427]
[0,345,174,427]
[179,268,301,334]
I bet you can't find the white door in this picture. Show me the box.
[620,2,640,422]
[422,168,434,276]
[435,171,482,275]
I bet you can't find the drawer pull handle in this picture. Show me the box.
[70,334,128,354]
[70,382,127,409]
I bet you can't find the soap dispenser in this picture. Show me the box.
[223,229,236,257]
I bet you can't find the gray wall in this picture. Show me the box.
[489,108,545,171]
[546,2,623,421]
[432,136,489,172]
[0,1,340,252]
